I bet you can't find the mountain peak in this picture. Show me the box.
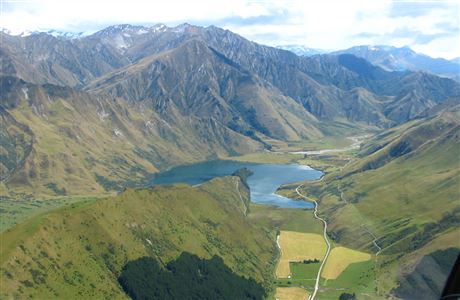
[172,23,203,34]
[1,28,43,37]
[150,23,168,32]
[276,45,325,56]
[93,24,150,37]
[46,29,84,39]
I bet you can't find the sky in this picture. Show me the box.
[0,0,459,59]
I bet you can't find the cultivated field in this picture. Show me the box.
[275,287,309,300]
[322,246,371,279]
[276,231,326,278]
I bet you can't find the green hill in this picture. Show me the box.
[299,108,460,297]
[0,177,276,299]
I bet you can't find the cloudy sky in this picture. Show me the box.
[1,0,459,59]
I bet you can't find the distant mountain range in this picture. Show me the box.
[4,26,458,80]
[276,45,326,56]
[332,45,460,81]
[0,23,459,196]
[277,44,459,81]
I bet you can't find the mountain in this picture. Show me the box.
[0,23,459,196]
[0,75,262,197]
[332,45,460,81]
[1,22,459,300]
[300,106,460,297]
[86,38,321,142]
[0,176,276,298]
[276,45,325,56]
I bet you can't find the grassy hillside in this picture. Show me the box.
[298,109,460,297]
[0,177,277,299]
[0,77,261,197]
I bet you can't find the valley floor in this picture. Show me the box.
[1,133,458,299]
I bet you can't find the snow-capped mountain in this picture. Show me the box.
[276,45,326,56]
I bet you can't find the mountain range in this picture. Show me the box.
[275,44,459,81]
[276,45,325,56]
[1,23,459,197]
[332,45,460,81]
[1,22,459,300]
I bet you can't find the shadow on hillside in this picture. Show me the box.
[118,252,265,300]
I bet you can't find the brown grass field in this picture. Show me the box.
[322,246,371,280]
[275,287,309,300]
[276,231,326,278]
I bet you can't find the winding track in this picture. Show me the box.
[361,225,382,256]
[295,185,331,300]
[235,178,248,215]
[338,183,382,256]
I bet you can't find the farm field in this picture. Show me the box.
[275,261,320,291]
[248,204,324,234]
[322,247,371,280]
[275,287,309,300]
[318,260,377,299]
[276,231,326,278]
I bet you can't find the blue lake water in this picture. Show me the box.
[149,160,323,209]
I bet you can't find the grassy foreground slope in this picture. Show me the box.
[0,176,276,299]
[300,108,460,297]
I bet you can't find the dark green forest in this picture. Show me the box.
[118,253,265,300]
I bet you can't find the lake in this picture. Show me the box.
[149,160,323,208]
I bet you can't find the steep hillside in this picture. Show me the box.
[0,177,276,299]
[299,109,460,297]
[0,105,34,183]
[87,38,321,141]
[197,27,459,123]
[1,23,459,196]
[0,75,261,197]
[2,24,458,126]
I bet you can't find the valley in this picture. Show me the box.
[0,21,459,300]
[1,127,459,299]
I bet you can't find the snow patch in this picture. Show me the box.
[145,120,155,129]
[47,30,84,39]
[197,63,207,74]
[97,110,109,120]
[114,128,124,137]
[151,24,167,32]
[21,87,29,100]
[114,35,128,49]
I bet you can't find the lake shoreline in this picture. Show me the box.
[149,160,323,209]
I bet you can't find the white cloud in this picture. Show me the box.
[0,0,458,58]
